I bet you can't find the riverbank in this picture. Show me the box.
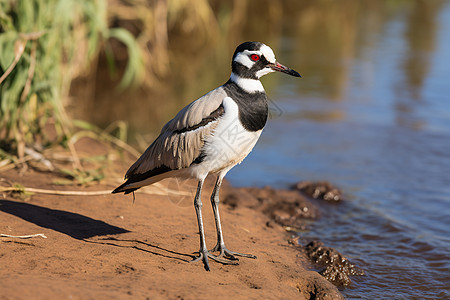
[0,138,344,299]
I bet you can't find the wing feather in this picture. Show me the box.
[125,86,227,179]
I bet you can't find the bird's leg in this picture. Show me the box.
[209,176,257,261]
[190,179,237,271]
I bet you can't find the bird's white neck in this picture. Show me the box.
[230,72,265,93]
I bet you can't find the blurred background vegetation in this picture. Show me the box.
[0,0,444,158]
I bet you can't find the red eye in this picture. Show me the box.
[251,54,260,61]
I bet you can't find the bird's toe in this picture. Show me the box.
[212,245,257,260]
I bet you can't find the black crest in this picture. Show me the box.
[232,41,263,60]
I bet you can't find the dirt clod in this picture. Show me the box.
[294,181,343,202]
[304,240,365,286]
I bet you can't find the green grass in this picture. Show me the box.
[0,0,142,159]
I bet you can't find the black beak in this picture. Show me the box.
[270,62,301,77]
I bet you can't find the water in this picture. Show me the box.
[226,2,450,299]
[79,1,450,298]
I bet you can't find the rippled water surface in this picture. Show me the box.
[227,2,450,299]
[82,1,450,298]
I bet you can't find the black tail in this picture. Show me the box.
[112,165,173,195]
[112,181,139,194]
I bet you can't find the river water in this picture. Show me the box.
[226,2,450,299]
[78,1,450,298]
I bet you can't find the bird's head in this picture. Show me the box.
[231,41,301,80]
[230,41,301,93]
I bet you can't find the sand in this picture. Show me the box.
[0,140,343,299]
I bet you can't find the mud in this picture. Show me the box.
[294,181,343,202]
[303,240,365,286]
[229,183,364,287]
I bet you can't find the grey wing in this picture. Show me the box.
[125,86,227,178]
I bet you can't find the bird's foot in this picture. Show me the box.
[190,248,238,271]
[210,244,257,261]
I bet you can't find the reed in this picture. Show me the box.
[0,0,142,159]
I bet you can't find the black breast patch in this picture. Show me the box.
[223,80,268,132]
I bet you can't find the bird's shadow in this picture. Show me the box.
[0,199,194,263]
[0,199,129,239]
[84,237,195,263]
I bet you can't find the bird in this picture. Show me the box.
[112,41,301,271]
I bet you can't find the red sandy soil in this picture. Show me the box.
[0,139,343,299]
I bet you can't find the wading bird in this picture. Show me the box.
[113,41,301,271]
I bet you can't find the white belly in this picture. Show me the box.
[189,97,262,179]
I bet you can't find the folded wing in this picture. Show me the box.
[125,86,227,180]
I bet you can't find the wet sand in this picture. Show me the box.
[0,140,343,299]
